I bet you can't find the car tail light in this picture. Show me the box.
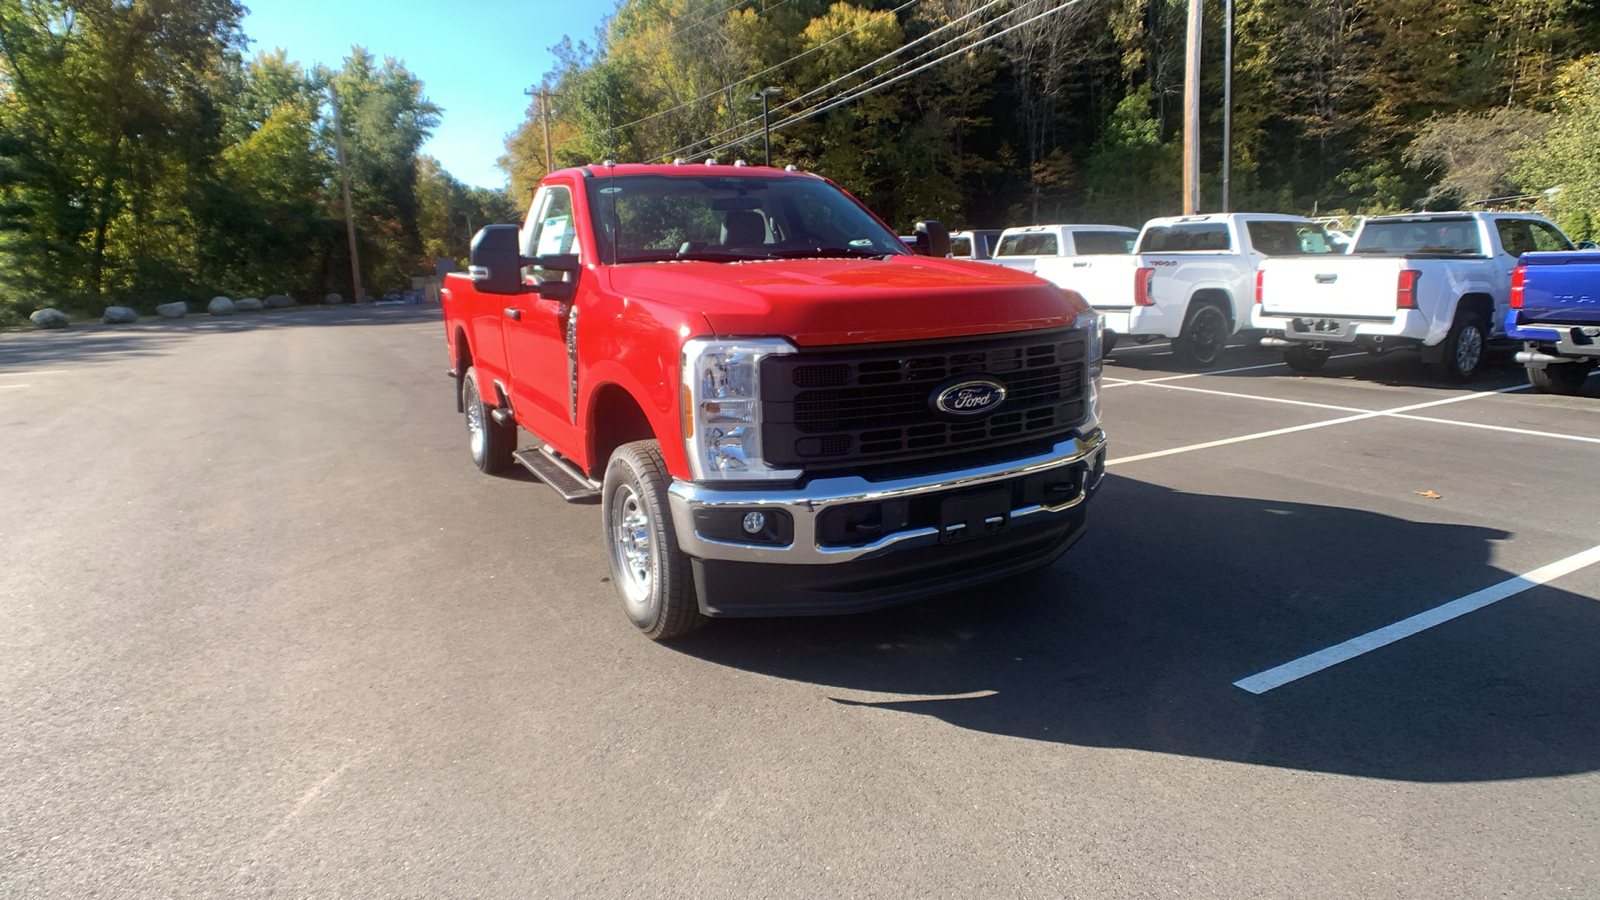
[1396,269,1421,310]
[1510,265,1526,309]
[1135,267,1156,307]
[1254,270,1264,304]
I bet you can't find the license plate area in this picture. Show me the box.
[940,488,1010,544]
[1288,317,1358,342]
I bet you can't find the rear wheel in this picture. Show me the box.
[602,440,705,640]
[1101,332,1119,357]
[1527,360,1595,395]
[1283,345,1332,373]
[1173,303,1229,369]
[462,366,516,474]
[1428,310,1489,383]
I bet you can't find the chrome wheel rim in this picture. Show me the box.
[465,383,486,460]
[1456,325,1483,374]
[611,484,654,611]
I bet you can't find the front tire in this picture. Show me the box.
[1428,310,1489,383]
[1527,360,1595,395]
[462,366,516,474]
[1173,303,1229,369]
[602,441,705,640]
[1101,332,1119,357]
[1283,345,1332,372]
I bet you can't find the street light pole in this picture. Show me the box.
[1183,0,1204,215]
[1222,0,1234,213]
[748,86,781,166]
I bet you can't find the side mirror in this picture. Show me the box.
[1578,241,1598,251]
[913,220,951,258]
[469,224,527,295]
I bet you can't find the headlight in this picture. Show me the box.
[681,338,801,482]
[1075,310,1103,434]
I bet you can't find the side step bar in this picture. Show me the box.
[513,445,601,504]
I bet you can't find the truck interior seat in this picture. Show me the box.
[721,210,767,247]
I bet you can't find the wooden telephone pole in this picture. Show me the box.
[526,87,554,175]
[330,90,365,304]
[1183,0,1204,215]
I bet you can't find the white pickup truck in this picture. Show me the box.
[1037,213,1339,366]
[989,224,1138,273]
[1251,211,1575,381]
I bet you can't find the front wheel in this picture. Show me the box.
[1283,345,1332,372]
[1173,303,1229,369]
[1527,360,1595,395]
[1101,332,1119,358]
[1428,311,1489,383]
[462,366,516,474]
[602,441,705,640]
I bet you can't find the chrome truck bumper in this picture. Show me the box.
[666,430,1107,616]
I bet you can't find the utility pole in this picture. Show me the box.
[524,87,555,176]
[540,89,553,174]
[1183,0,1204,215]
[748,86,781,167]
[1222,0,1234,213]
[330,89,364,304]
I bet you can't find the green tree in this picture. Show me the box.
[1514,55,1600,241]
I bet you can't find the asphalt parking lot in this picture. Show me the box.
[3,309,1598,897]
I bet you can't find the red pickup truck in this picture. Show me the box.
[442,162,1107,639]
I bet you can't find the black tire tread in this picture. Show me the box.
[1527,361,1593,395]
[1428,310,1489,384]
[464,367,516,474]
[1283,345,1331,373]
[604,440,705,640]
[1173,302,1229,369]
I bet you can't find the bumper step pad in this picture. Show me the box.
[513,446,600,504]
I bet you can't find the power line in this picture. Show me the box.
[660,0,1015,161]
[691,0,1094,161]
[583,0,920,144]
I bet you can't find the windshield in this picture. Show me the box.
[587,173,907,264]
[1352,218,1484,256]
[1245,221,1339,256]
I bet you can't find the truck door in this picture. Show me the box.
[504,185,582,451]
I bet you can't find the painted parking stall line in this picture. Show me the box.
[1235,543,1600,694]
[1104,354,1365,387]
[1107,385,1529,467]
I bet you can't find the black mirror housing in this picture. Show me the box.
[536,253,582,273]
[913,220,952,258]
[469,224,526,295]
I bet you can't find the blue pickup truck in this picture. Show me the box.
[1507,251,1600,394]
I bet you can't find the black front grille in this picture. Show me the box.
[762,328,1088,471]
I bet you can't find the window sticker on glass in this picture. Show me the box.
[538,218,570,255]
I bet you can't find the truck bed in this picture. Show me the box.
[1516,252,1600,327]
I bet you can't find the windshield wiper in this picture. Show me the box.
[617,251,766,264]
[765,246,896,260]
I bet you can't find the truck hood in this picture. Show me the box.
[602,256,1082,345]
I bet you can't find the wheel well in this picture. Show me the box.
[588,384,656,479]
[1188,289,1234,330]
[453,328,471,413]
[1457,293,1494,323]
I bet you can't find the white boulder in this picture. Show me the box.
[323,293,344,305]
[156,302,187,319]
[103,306,138,324]
[234,297,264,312]
[264,294,296,309]
[30,308,69,329]
[208,296,236,316]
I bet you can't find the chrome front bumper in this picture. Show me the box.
[667,430,1107,565]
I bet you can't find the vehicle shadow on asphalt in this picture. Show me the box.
[673,474,1600,783]
[1108,342,1531,392]
[0,306,440,372]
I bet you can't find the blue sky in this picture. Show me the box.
[241,0,613,189]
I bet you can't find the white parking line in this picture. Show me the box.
[0,383,29,390]
[1235,543,1600,694]
[1107,385,1528,467]
[0,370,66,377]
[1388,414,1600,446]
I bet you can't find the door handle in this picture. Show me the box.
[1073,261,1090,268]
[504,308,521,321]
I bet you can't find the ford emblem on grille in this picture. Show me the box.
[931,377,1007,417]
